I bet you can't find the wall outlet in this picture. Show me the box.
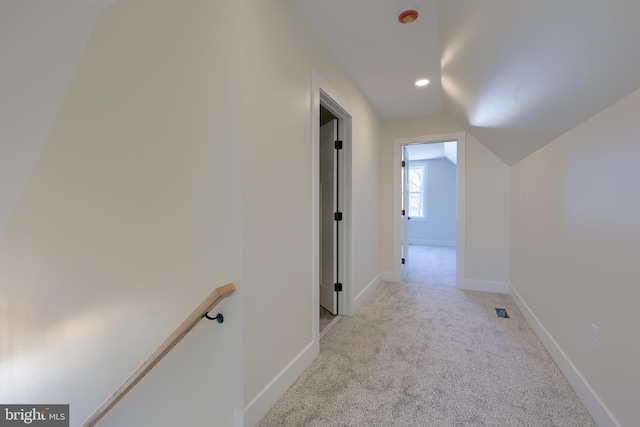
[591,324,600,351]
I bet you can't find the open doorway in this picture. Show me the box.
[402,141,457,285]
[313,85,353,338]
[319,104,339,331]
[394,132,466,287]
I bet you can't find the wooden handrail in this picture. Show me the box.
[83,283,236,427]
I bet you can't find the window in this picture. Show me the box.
[408,164,427,218]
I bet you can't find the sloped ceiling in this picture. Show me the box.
[292,0,640,165]
[2,0,639,244]
[438,0,640,165]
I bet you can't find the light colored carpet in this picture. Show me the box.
[404,244,457,287]
[258,246,596,426]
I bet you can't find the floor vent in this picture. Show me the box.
[495,308,510,318]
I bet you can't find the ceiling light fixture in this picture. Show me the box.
[398,7,419,24]
[415,79,430,87]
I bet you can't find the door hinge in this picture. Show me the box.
[334,212,343,221]
[401,209,405,216]
[335,140,343,150]
[334,283,343,292]
[401,258,406,265]
[401,160,406,167]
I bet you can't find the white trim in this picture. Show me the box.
[510,285,621,427]
[408,239,456,247]
[407,163,427,218]
[458,278,510,294]
[394,133,466,287]
[456,135,466,289]
[242,341,318,427]
[352,273,382,312]
[313,71,354,317]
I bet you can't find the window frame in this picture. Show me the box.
[407,163,428,220]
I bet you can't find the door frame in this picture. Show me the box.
[393,132,466,287]
[401,146,409,280]
[311,72,353,342]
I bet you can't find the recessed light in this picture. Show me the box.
[415,79,430,87]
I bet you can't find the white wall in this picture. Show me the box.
[407,158,457,246]
[241,0,382,424]
[0,1,244,426]
[465,133,510,285]
[381,115,510,291]
[0,0,100,242]
[511,87,640,427]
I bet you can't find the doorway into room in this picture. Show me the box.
[395,132,466,287]
[319,104,339,331]
[315,89,352,336]
[401,141,458,285]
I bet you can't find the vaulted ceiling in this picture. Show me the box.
[2,0,640,242]
[292,0,640,165]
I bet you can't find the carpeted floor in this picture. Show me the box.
[258,245,596,426]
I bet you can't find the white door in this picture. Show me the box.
[320,120,338,314]
[401,146,410,280]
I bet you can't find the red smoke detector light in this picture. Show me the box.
[398,8,419,24]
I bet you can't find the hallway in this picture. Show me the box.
[258,246,595,426]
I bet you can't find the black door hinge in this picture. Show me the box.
[334,212,343,221]
[334,283,343,292]
[335,140,343,150]
[402,160,406,167]
[401,258,406,265]
[402,209,405,216]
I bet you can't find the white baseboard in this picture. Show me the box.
[242,340,318,427]
[353,273,382,312]
[457,278,510,294]
[381,271,397,282]
[408,239,456,247]
[510,285,621,427]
